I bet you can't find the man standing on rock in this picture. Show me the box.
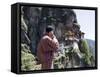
[37,26,59,70]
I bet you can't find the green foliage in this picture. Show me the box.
[21,39,94,71]
[21,44,41,71]
[80,39,91,65]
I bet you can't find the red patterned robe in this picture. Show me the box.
[37,34,59,70]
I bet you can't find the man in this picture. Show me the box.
[37,26,59,70]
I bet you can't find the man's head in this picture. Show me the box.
[46,26,54,38]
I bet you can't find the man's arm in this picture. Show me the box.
[46,36,59,51]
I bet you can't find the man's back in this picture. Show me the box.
[37,35,59,68]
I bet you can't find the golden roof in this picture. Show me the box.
[80,31,85,34]
[73,23,80,28]
[65,31,74,36]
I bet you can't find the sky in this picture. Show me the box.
[74,9,95,40]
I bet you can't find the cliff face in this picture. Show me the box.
[21,6,79,53]
[21,6,95,70]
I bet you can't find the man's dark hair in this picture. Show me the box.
[46,26,54,33]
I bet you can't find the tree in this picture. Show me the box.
[79,39,91,66]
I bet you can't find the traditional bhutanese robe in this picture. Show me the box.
[37,34,59,69]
